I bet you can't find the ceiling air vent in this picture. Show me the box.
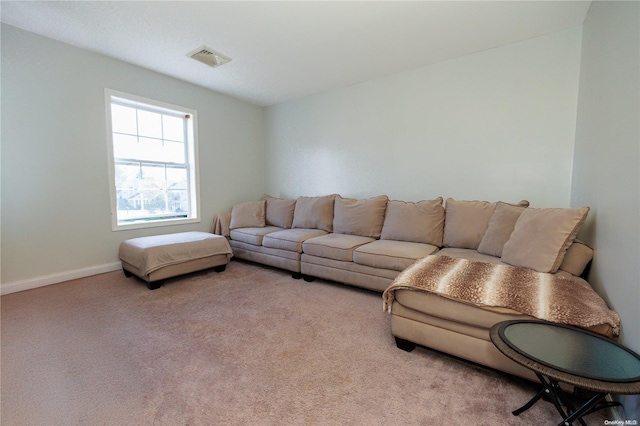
[187,45,232,69]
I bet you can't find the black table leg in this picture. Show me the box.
[537,374,578,423]
[512,386,548,415]
[513,373,570,419]
[546,378,588,426]
[556,392,608,426]
[513,373,593,426]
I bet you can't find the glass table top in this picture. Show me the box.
[500,321,640,383]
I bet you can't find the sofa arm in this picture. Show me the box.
[211,212,231,237]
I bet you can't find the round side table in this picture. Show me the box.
[490,320,640,426]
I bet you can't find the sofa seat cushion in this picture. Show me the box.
[391,266,615,339]
[229,226,283,246]
[353,240,439,271]
[262,228,328,253]
[302,234,375,262]
[435,247,507,265]
[301,254,398,292]
[393,289,533,335]
[230,240,301,261]
[301,254,399,280]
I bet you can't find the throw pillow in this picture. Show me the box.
[443,199,529,250]
[333,195,389,238]
[501,206,590,273]
[558,240,594,277]
[229,200,266,230]
[380,198,445,246]
[262,194,296,229]
[291,194,336,232]
[477,202,527,257]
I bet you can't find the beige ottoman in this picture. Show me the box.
[119,232,233,290]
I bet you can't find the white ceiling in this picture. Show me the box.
[0,1,592,106]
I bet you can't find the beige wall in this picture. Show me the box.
[1,24,265,287]
[572,1,639,417]
[264,28,583,207]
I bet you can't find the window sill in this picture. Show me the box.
[112,217,201,232]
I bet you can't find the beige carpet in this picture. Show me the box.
[1,260,608,425]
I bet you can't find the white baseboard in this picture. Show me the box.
[1,262,123,295]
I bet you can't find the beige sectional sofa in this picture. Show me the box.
[214,193,619,382]
[216,194,444,291]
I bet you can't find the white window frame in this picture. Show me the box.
[105,89,201,231]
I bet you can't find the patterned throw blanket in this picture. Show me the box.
[382,255,620,336]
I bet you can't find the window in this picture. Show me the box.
[105,90,200,230]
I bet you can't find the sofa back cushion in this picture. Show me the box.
[477,202,527,257]
[333,195,389,238]
[262,194,296,229]
[443,199,529,250]
[501,206,590,273]
[230,200,266,229]
[292,194,336,232]
[380,198,445,246]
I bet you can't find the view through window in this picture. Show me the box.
[106,90,200,230]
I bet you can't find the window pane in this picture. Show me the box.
[138,137,164,163]
[116,188,140,211]
[111,104,137,135]
[165,141,185,163]
[137,109,162,138]
[166,166,187,190]
[115,162,188,219]
[140,164,165,190]
[112,133,139,160]
[163,115,184,142]
[167,190,189,214]
[115,163,140,189]
[140,189,165,213]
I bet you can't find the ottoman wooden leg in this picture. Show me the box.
[123,269,133,278]
[148,281,162,290]
[395,337,416,352]
[213,264,226,272]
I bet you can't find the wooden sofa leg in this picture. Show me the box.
[395,337,416,352]
[213,264,226,273]
[303,275,316,282]
[123,269,133,278]
[292,272,302,279]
